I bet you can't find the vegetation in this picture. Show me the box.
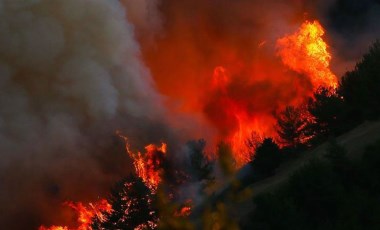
[250,138,282,178]
[92,175,157,230]
[89,40,380,229]
[243,140,380,230]
[306,87,350,140]
[276,106,310,149]
[339,40,380,121]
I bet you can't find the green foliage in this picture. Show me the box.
[339,40,380,120]
[251,138,282,178]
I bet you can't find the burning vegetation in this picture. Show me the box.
[2,0,380,229]
[40,15,340,230]
[119,133,167,191]
[277,20,338,90]
[39,200,111,230]
[202,19,337,166]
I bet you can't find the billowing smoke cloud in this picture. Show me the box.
[0,0,171,228]
[137,0,321,161]
[2,0,379,228]
[314,0,380,76]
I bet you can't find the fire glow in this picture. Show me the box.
[40,18,337,229]
[277,20,338,89]
[119,133,167,191]
[201,20,337,166]
[39,200,111,230]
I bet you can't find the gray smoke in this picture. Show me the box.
[312,0,380,76]
[0,0,169,228]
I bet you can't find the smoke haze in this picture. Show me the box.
[1,0,379,228]
[0,0,170,228]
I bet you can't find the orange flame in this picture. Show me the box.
[277,20,338,89]
[118,133,167,191]
[39,226,68,230]
[209,66,274,166]
[205,20,336,167]
[39,199,111,230]
[174,200,192,217]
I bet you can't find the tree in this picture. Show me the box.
[276,106,310,149]
[339,40,380,120]
[186,139,214,182]
[307,87,351,140]
[92,174,157,230]
[251,138,282,177]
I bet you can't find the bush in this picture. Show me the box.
[251,138,282,178]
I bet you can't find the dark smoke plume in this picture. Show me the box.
[0,0,170,228]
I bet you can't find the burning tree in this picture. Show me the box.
[277,20,338,89]
[276,106,311,149]
[92,175,158,230]
[39,200,112,230]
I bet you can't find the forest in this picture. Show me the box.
[85,40,380,229]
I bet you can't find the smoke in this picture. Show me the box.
[314,0,380,76]
[135,0,380,158]
[0,0,171,228]
[136,0,321,161]
[2,0,379,228]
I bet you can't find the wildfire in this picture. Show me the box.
[39,226,68,230]
[204,20,337,167]
[277,20,338,89]
[119,133,167,191]
[208,66,275,166]
[39,199,112,230]
[40,17,339,229]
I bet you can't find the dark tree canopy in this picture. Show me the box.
[339,40,380,120]
[244,141,380,230]
[186,139,213,182]
[307,87,351,139]
[92,175,157,230]
[276,106,310,149]
[251,138,282,177]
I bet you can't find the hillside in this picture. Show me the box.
[211,121,380,226]
[250,120,380,196]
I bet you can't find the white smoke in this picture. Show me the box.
[0,0,166,228]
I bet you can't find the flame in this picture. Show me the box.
[277,20,338,89]
[207,66,276,166]
[119,133,167,191]
[174,200,192,217]
[40,19,339,229]
[203,20,337,167]
[39,226,68,230]
[39,199,112,230]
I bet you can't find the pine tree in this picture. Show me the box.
[92,175,157,230]
[276,106,310,149]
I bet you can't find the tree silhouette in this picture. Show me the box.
[307,87,350,140]
[339,40,380,120]
[186,139,214,182]
[92,174,157,230]
[251,138,282,177]
[276,106,310,149]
